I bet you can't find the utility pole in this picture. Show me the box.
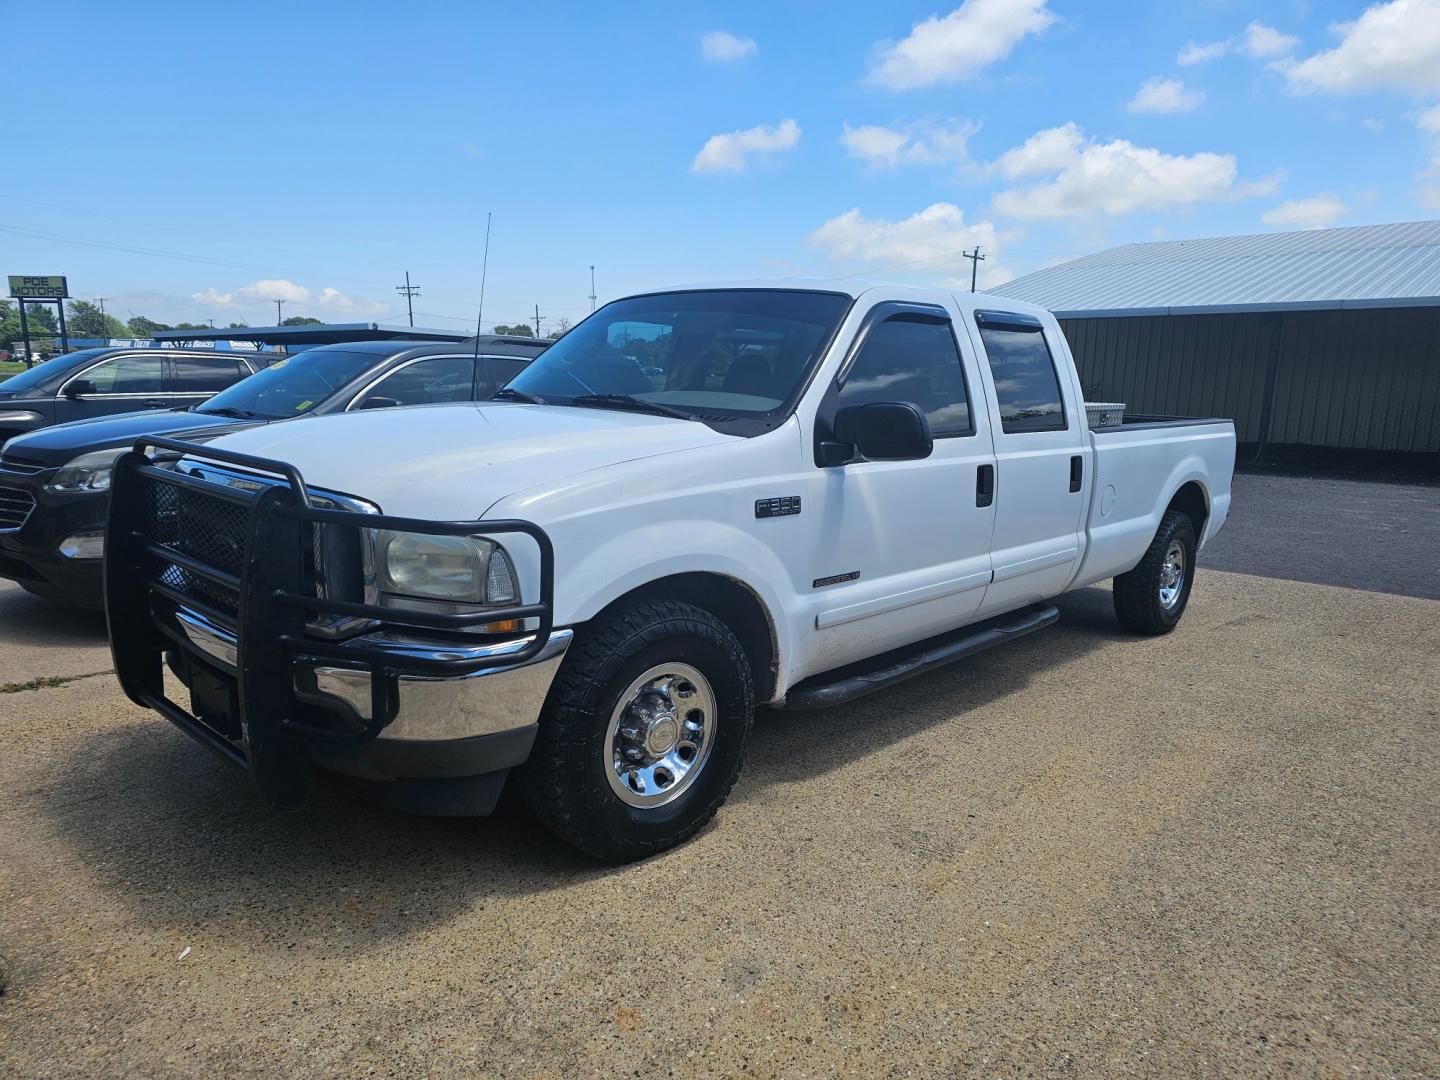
[95,296,108,335]
[274,298,285,324]
[533,304,543,338]
[589,265,597,312]
[206,318,216,328]
[395,271,421,327]
[962,246,986,293]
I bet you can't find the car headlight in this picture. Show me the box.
[377,531,519,605]
[47,447,128,493]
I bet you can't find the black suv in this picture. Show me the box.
[0,347,273,447]
[0,335,547,607]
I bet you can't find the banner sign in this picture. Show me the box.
[8,275,70,299]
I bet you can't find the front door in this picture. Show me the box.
[54,352,169,423]
[967,310,1089,617]
[797,301,998,678]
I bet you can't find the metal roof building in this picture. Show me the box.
[993,221,1440,469]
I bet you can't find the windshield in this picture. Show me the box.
[0,348,112,392]
[504,290,851,423]
[197,348,380,419]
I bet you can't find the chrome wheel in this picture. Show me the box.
[1158,539,1186,609]
[605,662,716,808]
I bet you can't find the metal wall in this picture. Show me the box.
[1059,307,1440,455]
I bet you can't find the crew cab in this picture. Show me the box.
[104,283,1234,861]
[0,336,547,607]
[0,346,273,447]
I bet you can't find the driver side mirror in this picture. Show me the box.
[357,395,401,410]
[64,379,97,399]
[819,401,934,466]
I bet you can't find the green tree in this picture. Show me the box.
[1,299,59,356]
[65,300,129,338]
[172,322,210,331]
[492,323,534,337]
[281,316,324,326]
[127,315,172,336]
[227,321,249,329]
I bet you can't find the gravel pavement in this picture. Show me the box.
[2,568,1437,1078]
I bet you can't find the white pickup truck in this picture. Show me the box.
[105,282,1234,860]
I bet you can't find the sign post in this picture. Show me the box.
[7,276,70,366]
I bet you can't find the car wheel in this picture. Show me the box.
[517,599,753,862]
[1113,509,1198,635]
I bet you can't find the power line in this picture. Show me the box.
[395,271,421,327]
[0,222,300,275]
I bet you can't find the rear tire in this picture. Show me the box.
[516,599,754,862]
[1113,510,1198,635]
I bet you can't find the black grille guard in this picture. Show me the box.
[105,435,555,805]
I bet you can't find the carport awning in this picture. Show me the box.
[152,323,469,346]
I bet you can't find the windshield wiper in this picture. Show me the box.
[492,387,546,405]
[567,394,696,421]
[198,406,260,419]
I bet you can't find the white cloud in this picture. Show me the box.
[1127,76,1205,114]
[810,202,997,265]
[1239,22,1300,59]
[1177,21,1297,66]
[867,0,1056,91]
[1362,116,1386,131]
[1261,193,1350,229]
[1417,103,1440,132]
[841,120,978,167]
[691,119,800,173]
[991,123,1276,220]
[191,279,384,320]
[701,30,757,63]
[1178,40,1227,66]
[1281,0,1440,95]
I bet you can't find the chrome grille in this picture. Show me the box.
[0,485,36,530]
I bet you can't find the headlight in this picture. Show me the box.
[377,531,519,605]
[47,447,128,493]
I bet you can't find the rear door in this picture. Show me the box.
[966,310,1090,617]
[169,355,252,409]
[54,352,168,422]
[480,354,532,398]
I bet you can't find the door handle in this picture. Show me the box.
[143,398,168,408]
[976,464,995,508]
[1069,455,1083,493]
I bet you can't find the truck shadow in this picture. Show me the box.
[740,585,1122,794]
[29,587,1122,946]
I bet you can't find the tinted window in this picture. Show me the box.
[507,290,850,419]
[977,323,1067,434]
[486,356,529,394]
[0,349,112,392]
[197,348,380,419]
[837,314,972,437]
[174,357,246,392]
[357,355,476,408]
[83,354,164,394]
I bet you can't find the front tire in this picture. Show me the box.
[517,599,754,862]
[1113,509,1198,635]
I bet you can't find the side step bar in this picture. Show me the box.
[780,603,1059,711]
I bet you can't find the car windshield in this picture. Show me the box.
[0,348,112,392]
[197,348,381,419]
[504,290,851,420]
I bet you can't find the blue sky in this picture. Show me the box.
[7,0,1440,333]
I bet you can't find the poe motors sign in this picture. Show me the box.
[8,275,70,299]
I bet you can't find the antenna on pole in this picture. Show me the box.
[472,212,493,365]
[589,265,597,312]
[962,246,986,293]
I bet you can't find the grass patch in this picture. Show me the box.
[0,670,112,694]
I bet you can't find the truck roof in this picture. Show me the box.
[632,278,1054,319]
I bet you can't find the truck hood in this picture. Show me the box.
[0,409,260,467]
[191,402,737,516]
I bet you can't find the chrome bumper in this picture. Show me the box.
[173,605,572,747]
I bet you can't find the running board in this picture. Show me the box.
[780,603,1059,711]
